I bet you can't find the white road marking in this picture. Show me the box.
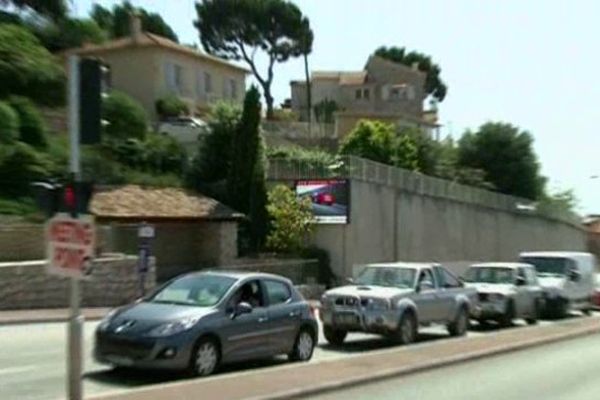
[0,365,37,376]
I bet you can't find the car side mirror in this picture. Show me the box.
[516,276,526,286]
[345,277,355,285]
[231,302,253,319]
[569,269,581,282]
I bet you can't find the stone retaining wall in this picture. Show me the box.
[0,255,156,310]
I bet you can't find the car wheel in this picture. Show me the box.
[189,338,220,377]
[448,306,469,337]
[391,311,417,345]
[323,325,347,346]
[499,301,515,327]
[525,300,541,325]
[289,327,315,362]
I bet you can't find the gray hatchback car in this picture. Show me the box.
[94,271,318,376]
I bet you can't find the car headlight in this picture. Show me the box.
[147,317,201,337]
[98,309,118,331]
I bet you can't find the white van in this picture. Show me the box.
[519,251,596,317]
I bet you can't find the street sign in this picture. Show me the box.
[138,224,155,239]
[46,213,96,279]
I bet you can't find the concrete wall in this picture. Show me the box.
[0,255,156,310]
[268,157,586,279]
[0,224,45,262]
[226,258,320,285]
[105,221,238,282]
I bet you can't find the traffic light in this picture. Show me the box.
[32,181,94,217]
[79,58,110,145]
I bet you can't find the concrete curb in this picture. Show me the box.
[245,323,600,400]
[0,308,109,326]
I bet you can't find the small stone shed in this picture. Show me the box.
[91,185,244,282]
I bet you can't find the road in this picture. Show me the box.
[307,331,600,400]
[0,316,588,400]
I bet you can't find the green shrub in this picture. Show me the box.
[0,142,51,197]
[271,108,299,122]
[0,101,19,144]
[155,95,189,119]
[266,184,314,254]
[8,96,47,148]
[102,91,148,140]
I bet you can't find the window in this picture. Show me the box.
[355,89,362,99]
[165,62,183,94]
[264,280,291,305]
[355,266,416,289]
[465,267,515,284]
[230,79,238,100]
[363,88,370,99]
[434,266,462,289]
[355,88,369,100]
[525,268,538,286]
[204,71,212,93]
[418,269,436,290]
[195,70,203,98]
[229,280,264,308]
[149,274,236,307]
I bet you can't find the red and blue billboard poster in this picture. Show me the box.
[295,179,350,224]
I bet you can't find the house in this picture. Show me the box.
[290,55,440,139]
[91,185,244,282]
[62,15,249,120]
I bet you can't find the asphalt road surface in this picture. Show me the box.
[0,317,587,400]
[307,330,600,400]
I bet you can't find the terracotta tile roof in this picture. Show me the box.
[339,71,367,85]
[61,32,249,73]
[90,185,244,221]
[311,71,344,80]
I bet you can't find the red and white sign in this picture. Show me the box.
[46,213,95,278]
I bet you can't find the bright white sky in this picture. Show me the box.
[73,0,600,214]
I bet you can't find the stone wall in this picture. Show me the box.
[0,224,45,262]
[269,156,587,278]
[105,221,238,282]
[0,255,156,310]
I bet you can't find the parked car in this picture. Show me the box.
[319,262,478,346]
[312,192,335,206]
[463,263,543,326]
[157,116,207,151]
[94,271,318,377]
[519,251,597,317]
[592,273,600,309]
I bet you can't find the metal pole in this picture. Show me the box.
[67,54,83,400]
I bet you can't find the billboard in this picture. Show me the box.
[295,179,350,224]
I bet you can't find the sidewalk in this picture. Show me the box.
[0,308,109,325]
[91,316,600,400]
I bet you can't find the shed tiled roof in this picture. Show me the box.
[90,185,244,221]
[61,32,249,73]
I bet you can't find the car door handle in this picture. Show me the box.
[258,317,268,323]
[289,311,301,318]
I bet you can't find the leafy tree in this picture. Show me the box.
[457,122,545,200]
[0,142,51,197]
[299,17,314,126]
[8,96,47,148]
[0,0,67,20]
[0,24,65,106]
[375,46,447,102]
[0,100,19,144]
[102,91,148,140]
[227,86,268,250]
[155,95,189,119]
[195,0,312,119]
[392,134,419,171]
[537,189,579,216]
[32,18,106,52]
[266,184,314,253]
[340,120,395,164]
[186,102,241,200]
[91,1,178,42]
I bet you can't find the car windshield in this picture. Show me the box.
[520,257,569,277]
[149,274,236,307]
[465,267,514,284]
[355,267,416,289]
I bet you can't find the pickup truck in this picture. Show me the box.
[319,262,479,345]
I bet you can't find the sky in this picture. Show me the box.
[73,0,600,214]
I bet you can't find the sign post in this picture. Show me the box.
[137,223,154,297]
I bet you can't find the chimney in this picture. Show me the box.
[130,12,143,42]
[412,62,420,71]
